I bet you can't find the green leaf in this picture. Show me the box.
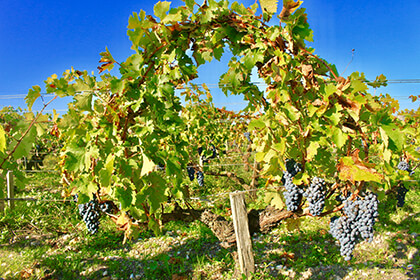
[331,127,347,149]
[185,0,195,11]
[264,190,284,210]
[154,1,171,21]
[99,153,115,187]
[74,92,93,112]
[25,85,41,111]
[13,127,36,159]
[116,186,134,210]
[249,119,266,130]
[381,123,404,151]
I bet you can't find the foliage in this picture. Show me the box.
[16,0,420,241]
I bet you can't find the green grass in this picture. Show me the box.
[0,169,419,279]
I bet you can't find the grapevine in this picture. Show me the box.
[14,0,417,250]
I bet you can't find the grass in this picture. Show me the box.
[0,168,419,279]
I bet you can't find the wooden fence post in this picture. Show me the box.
[229,191,255,278]
[6,171,14,210]
[0,173,4,213]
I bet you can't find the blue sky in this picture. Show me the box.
[0,0,419,113]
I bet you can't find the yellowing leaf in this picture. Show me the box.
[306,141,319,161]
[0,125,6,153]
[338,151,383,183]
[259,0,278,14]
[141,153,156,176]
[264,190,284,210]
[285,216,301,231]
[279,0,303,19]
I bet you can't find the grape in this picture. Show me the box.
[99,201,116,214]
[330,193,379,260]
[396,186,409,207]
[187,166,195,181]
[397,160,411,172]
[208,144,217,159]
[281,159,303,212]
[78,197,100,234]
[304,177,327,216]
[196,171,204,187]
[285,159,302,177]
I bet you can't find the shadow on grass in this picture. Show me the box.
[6,221,235,280]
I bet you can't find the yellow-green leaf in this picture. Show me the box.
[154,1,171,21]
[141,153,156,176]
[25,85,41,111]
[259,0,278,14]
[0,125,6,153]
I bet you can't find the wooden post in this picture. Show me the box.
[6,171,14,210]
[0,173,4,214]
[229,191,255,278]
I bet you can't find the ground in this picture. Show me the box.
[0,172,418,279]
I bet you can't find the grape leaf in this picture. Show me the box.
[259,0,278,15]
[264,189,285,210]
[141,153,156,176]
[154,1,171,21]
[25,85,41,111]
[381,123,404,151]
[0,125,6,153]
[338,153,383,183]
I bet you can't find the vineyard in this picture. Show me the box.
[1,0,419,279]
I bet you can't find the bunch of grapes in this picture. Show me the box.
[396,186,409,207]
[357,193,379,242]
[304,177,327,216]
[282,159,303,212]
[330,193,379,260]
[196,171,204,187]
[187,166,195,181]
[78,198,101,234]
[330,215,357,261]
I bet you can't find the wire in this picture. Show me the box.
[0,78,419,99]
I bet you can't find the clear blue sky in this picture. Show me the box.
[1,0,419,113]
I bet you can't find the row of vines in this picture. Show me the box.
[1,0,419,263]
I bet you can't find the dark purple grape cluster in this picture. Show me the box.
[330,215,356,261]
[78,198,101,234]
[282,159,303,212]
[304,177,327,216]
[356,193,379,242]
[187,166,195,181]
[396,186,409,207]
[196,171,204,187]
[330,193,379,260]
